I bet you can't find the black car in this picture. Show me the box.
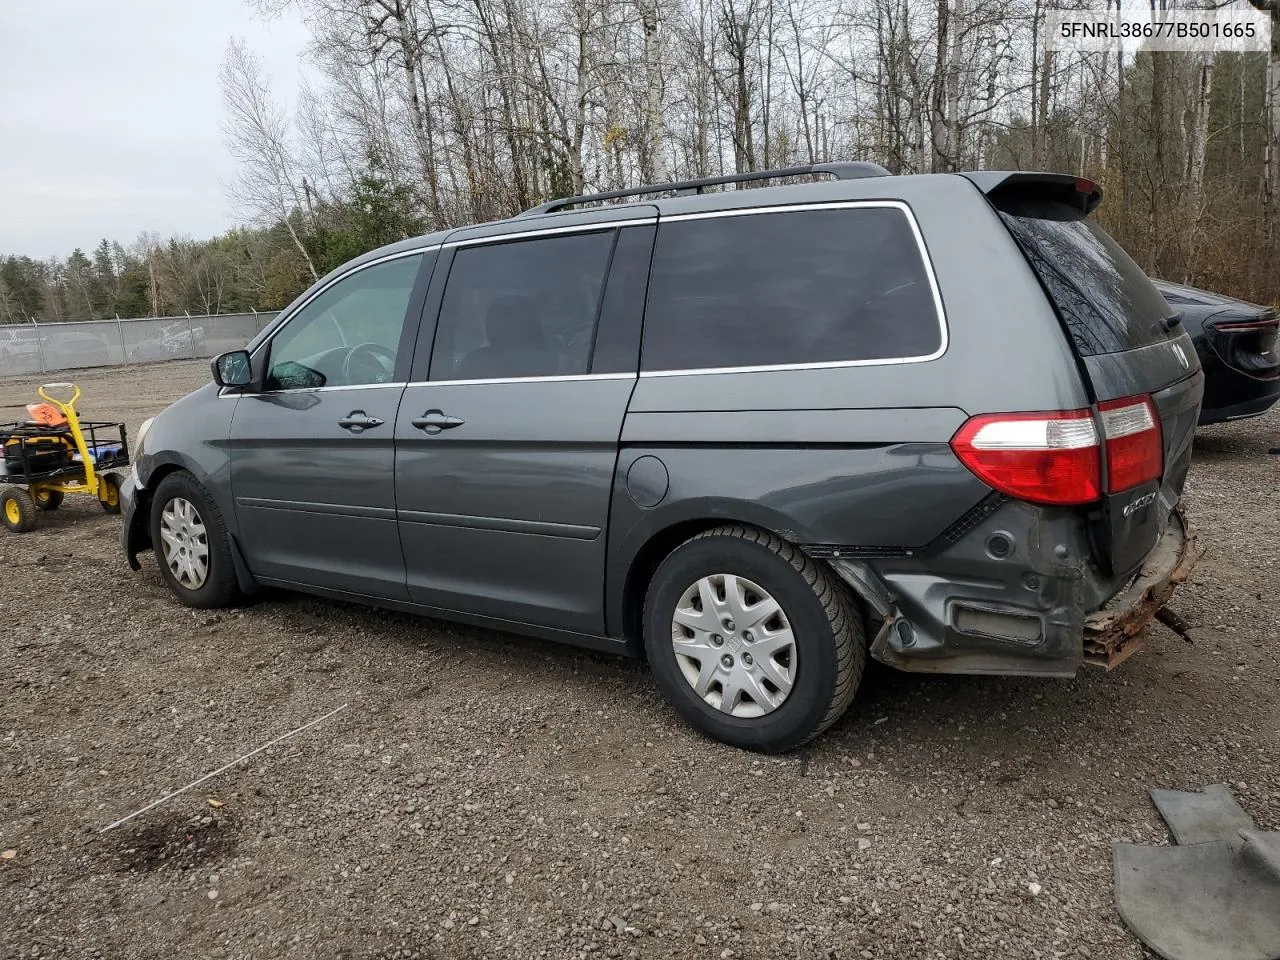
[1153,280,1280,425]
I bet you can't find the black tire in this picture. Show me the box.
[97,473,122,514]
[150,472,242,609]
[643,525,865,753]
[1,488,38,533]
[33,488,64,511]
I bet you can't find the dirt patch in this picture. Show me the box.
[1,361,1278,960]
[108,811,241,874]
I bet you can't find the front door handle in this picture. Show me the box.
[338,411,384,432]
[411,409,465,434]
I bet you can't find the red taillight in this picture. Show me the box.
[950,410,1101,506]
[1098,395,1162,492]
[1207,316,1279,332]
[951,397,1163,505]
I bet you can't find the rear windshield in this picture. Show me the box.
[999,199,1174,356]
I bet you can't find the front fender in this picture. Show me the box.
[137,381,238,537]
[120,473,151,571]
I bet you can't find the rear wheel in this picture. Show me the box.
[643,525,865,752]
[151,472,241,608]
[1,488,38,533]
[33,488,64,511]
[97,474,121,514]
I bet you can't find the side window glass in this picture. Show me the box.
[266,254,422,390]
[430,231,615,381]
[641,208,942,372]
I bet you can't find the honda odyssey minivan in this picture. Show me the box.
[120,164,1202,751]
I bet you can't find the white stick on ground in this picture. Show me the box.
[98,702,350,834]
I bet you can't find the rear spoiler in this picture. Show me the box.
[960,171,1102,215]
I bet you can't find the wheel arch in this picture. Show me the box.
[609,498,824,653]
[146,465,260,598]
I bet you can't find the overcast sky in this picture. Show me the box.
[0,1,312,259]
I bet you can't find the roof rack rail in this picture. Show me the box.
[520,161,892,216]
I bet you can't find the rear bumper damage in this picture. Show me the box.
[824,502,1198,677]
[1082,509,1199,669]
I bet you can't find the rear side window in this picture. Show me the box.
[641,206,942,373]
[430,231,614,381]
[999,200,1174,356]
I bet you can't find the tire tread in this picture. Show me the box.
[151,472,242,609]
[1,488,38,533]
[648,524,866,748]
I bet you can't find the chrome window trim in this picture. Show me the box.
[409,373,635,387]
[640,200,949,378]
[219,381,408,398]
[223,373,636,397]
[442,217,656,249]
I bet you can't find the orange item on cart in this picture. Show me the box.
[25,403,68,427]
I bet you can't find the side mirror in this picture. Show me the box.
[212,350,252,388]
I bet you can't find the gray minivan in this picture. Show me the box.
[120,164,1202,751]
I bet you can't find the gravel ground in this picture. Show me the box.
[1,360,1277,960]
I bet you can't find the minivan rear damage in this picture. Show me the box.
[1081,514,1199,668]
[813,172,1204,678]
[824,499,1197,677]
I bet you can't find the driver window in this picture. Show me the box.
[266,253,423,390]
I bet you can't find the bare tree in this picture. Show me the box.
[718,0,760,171]
[220,37,319,281]
[1187,50,1213,203]
[221,0,1276,304]
[1247,0,1279,236]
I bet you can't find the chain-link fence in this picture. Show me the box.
[0,312,278,379]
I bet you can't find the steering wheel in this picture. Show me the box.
[343,342,397,385]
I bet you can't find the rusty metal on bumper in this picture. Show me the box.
[1083,507,1200,670]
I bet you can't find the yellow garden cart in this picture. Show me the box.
[0,383,130,533]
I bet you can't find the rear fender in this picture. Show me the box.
[605,495,817,643]
[857,498,1098,676]
[604,440,991,640]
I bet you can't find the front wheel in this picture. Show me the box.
[643,525,865,753]
[150,472,242,608]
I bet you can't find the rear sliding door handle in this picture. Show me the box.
[411,410,465,434]
[338,411,384,432]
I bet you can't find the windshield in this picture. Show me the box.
[999,199,1173,356]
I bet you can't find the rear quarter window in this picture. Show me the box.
[640,206,943,372]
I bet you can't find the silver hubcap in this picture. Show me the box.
[671,574,796,718]
[159,497,209,590]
